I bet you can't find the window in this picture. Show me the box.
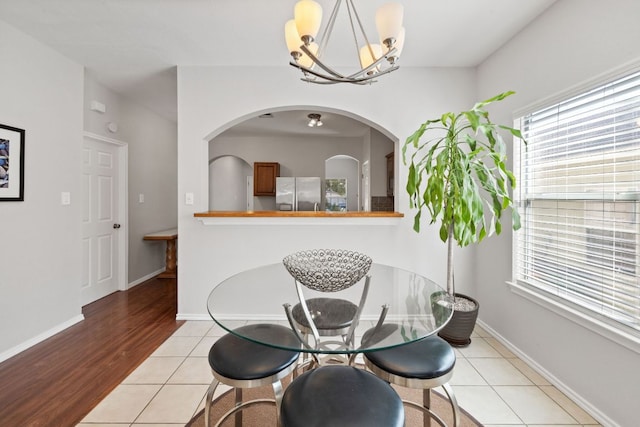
[514,70,640,333]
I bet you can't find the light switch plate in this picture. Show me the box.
[61,192,71,205]
[139,193,144,203]
[185,192,194,205]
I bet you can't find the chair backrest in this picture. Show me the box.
[283,249,373,350]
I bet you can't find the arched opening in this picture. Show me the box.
[208,155,252,211]
[207,107,396,212]
[325,155,359,212]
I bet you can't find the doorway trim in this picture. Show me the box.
[83,131,129,292]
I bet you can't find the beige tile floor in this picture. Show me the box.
[77,321,602,427]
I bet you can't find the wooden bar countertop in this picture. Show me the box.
[194,211,404,218]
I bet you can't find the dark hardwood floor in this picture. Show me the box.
[0,277,184,427]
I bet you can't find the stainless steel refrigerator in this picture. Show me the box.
[276,177,322,211]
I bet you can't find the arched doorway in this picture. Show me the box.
[325,155,360,212]
[208,155,252,211]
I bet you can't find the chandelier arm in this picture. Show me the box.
[344,0,365,67]
[344,65,399,82]
[345,47,397,79]
[290,61,347,81]
[290,62,371,84]
[300,44,348,79]
[316,0,343,61]
[291,60,396,85]
[302,78,369,85]
[301,43,397,81]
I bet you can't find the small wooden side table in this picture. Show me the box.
[143,228,178,279]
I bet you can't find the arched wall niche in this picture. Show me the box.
[205,105,398,212]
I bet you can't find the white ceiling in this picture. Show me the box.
[0,0,556,127]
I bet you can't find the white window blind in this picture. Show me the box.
[514,70,640,332]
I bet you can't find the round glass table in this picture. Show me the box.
[207,262,452,354]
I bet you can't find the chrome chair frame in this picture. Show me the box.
[292,274,371,351]
[364,358,459,427]
[283,249,373,365]
[205,365,297,427]
[204,325,300,427]
[361,326,461,427]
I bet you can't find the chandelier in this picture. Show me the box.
[284,0,404,85]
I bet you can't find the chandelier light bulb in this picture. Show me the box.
[359,44,383,72]
[394,27,406,56]
[294,0,323,45]
[285,19,302,55]
[376,2,404,47]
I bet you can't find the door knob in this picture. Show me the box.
[113,223,121,229]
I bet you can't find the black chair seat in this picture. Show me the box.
[365,335,455,380]
[292,297,357,330]
[208,324,300,380]
[280,365,404,427]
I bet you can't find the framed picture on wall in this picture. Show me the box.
[0,123,25,201]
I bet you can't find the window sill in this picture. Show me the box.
[507,281,640,355]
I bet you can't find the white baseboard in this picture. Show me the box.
[477,319,617,427]
[0,314,85,364]
[176,313,215,321]
[128,268,165,289]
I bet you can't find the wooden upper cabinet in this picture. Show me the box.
[253,162,280,196]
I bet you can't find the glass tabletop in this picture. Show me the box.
[207,262,452,354]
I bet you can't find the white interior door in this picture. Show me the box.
[81,135,124,305]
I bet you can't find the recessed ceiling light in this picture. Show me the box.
[307,113,323,127]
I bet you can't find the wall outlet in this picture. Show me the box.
[185,192,194,205]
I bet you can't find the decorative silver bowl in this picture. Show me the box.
[283,249,372,292]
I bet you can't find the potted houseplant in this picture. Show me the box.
[402,91,525,346]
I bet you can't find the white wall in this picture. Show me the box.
[84,75,178,283]
[0,21,178,360]
[0,20,84,358]
[177,66,477,322]
[476,1,640,426]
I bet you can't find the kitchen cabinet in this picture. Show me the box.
[253,162,280,196]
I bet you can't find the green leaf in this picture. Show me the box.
[413,211,422,232]
[499,124,525,141]
[512,209,521,230]
[506,170,516,188]
[439,223,448,242]
[474,91,516,109]
[464,111,480,131]
[479,225,487,241]
[406,163,416,195]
